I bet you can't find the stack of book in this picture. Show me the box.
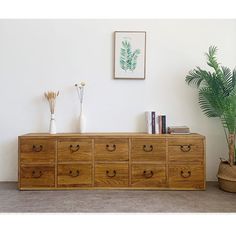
[145,111,166,134]
[167,126,190,134]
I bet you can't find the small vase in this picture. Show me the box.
[49,113,56,134]
[78,112,86,133]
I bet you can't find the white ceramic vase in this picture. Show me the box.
[78,103,86,133]
[78,113,86,133]
[49,113,57,134]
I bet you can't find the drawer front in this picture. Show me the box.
[58,139,92,162]
[168,138,204,162]
[169,164,204,189]
[57,164,92,187]
[95,138,128,161]
[95,163,128,187]
[20,139,56,164]
[20,165,55,188]
[131,164,166,187]
[131,138,166,162]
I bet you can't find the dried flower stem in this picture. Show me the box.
[75,82,85,105]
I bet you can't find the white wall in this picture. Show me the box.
[0,19,236,181]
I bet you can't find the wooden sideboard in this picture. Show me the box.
[18,133,205,190]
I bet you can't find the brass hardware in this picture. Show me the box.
[180,170,191,178]
[69,144,80,153]
[32,170,42,178]
[106,170,116,177]
[106,144,116,152]
[69,170,80,177]
[143,145,153,152]
[143,170,154,178]
[32,145,43,152]
[180,145,191,152]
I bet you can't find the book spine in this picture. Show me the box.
[155,114,159,134]
[158,115,162,134]
[161,115,166,134]
[145,111,152,134]
[151,111,155,134]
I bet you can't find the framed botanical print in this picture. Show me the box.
[114,31,146,80]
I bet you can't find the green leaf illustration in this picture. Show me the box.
[120,40,141,72]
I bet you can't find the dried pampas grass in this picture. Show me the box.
[44,91,59,114]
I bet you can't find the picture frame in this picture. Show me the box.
[114,31,146,80]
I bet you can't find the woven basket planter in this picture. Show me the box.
[217,161,236,193]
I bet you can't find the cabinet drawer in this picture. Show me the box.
[131,164,166,187]
[20,165,55,188]
[131,138,166,162]
[20,139,56,164]
[58,138,92,162]
[57,164,92,187]
[168,138,204,162]
[95,138,128,161]
[95,163,128,187]
[169,164,205,189]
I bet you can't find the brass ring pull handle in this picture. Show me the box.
[32,145,43,152]
[69,170,80,177]
[69,144,80,153]
[32,170,42,178]
[143,145,153,152]
[180,145,191,152]
[106,144,116,152]
[106,170,116,178]
[143,170,154,178]
[180,170,191,178]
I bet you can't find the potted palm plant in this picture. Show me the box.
[185,46,236,192]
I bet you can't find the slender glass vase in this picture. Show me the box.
[78,103,86,133]
[49,113,57,134]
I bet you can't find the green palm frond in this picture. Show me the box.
[185,67,209,87]
[185,46,236,161]
[221,66,234,96]
[230,70,236,97]
[198,87,221,117]
[205,46,223,78]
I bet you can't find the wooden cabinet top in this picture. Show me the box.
[19,132,205,139]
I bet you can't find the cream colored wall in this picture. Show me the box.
[0,19,236,181]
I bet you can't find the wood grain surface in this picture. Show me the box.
[169,164,204,189]
[95,163,129,187]
[20,165,55,188]
[57,164,92,187]
[20,139,56,164]
[58,138,92,162]
[168,138,204,163]
[94,138,129,161]
[131,164,166,187]
[131,138,166,162]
